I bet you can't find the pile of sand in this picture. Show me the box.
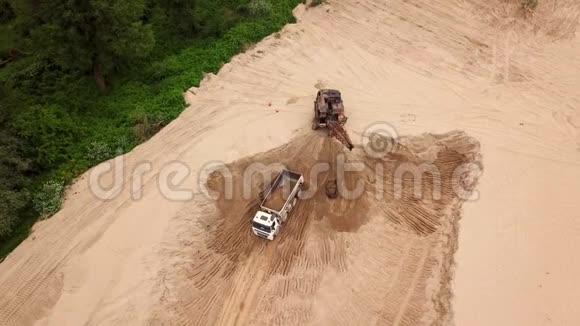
[0,0,579,325]
[150,132,480,325]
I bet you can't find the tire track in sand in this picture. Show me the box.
[156,130,481,325]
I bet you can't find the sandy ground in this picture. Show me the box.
[0,0,579,325]
[149,131,480,325]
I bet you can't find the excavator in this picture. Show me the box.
[312,89,354,199]
[312,89,354,151]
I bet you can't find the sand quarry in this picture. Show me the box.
[1,0,580,325]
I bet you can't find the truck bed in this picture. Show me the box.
[262,170,301,213]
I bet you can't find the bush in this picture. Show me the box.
[14,104,85,170]
[0,107,31,239]
[132,112,167,142]
[248,0,272,17]
[86,141,114,165]
[0,0,15,23]
[33,179,65,219]
[521,0,538,11]
[0,189,28,239]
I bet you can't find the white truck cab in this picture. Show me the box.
[251,169,304,240]
[251,211,280,240]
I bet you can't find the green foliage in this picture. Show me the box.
[0,190,27,238]
[0,120,30,238]
[86,141,115,165]
[248,0,272,16]
[5,56,76,99]
[32,179,65,219]
[155,0,199,35]
[193,0,246,37]
[26,0,155,89]
[0,0,302,256]
[0,22,17,56]
[132,111,167,142]
[15,104,85,170]
[0,0,14,23]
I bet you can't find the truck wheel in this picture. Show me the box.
[325,179,338,199]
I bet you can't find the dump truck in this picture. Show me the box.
[251,169,304,240]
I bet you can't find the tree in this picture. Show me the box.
[25,0,155,92]
[0,0,15,23]
[156,0,198,35]
[0,96,31,239]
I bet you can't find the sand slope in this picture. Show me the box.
[0,0,579,325]
[150,131,480,325]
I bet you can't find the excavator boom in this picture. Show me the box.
[327,120,354,151]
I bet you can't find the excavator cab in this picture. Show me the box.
[312,89,347,130]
